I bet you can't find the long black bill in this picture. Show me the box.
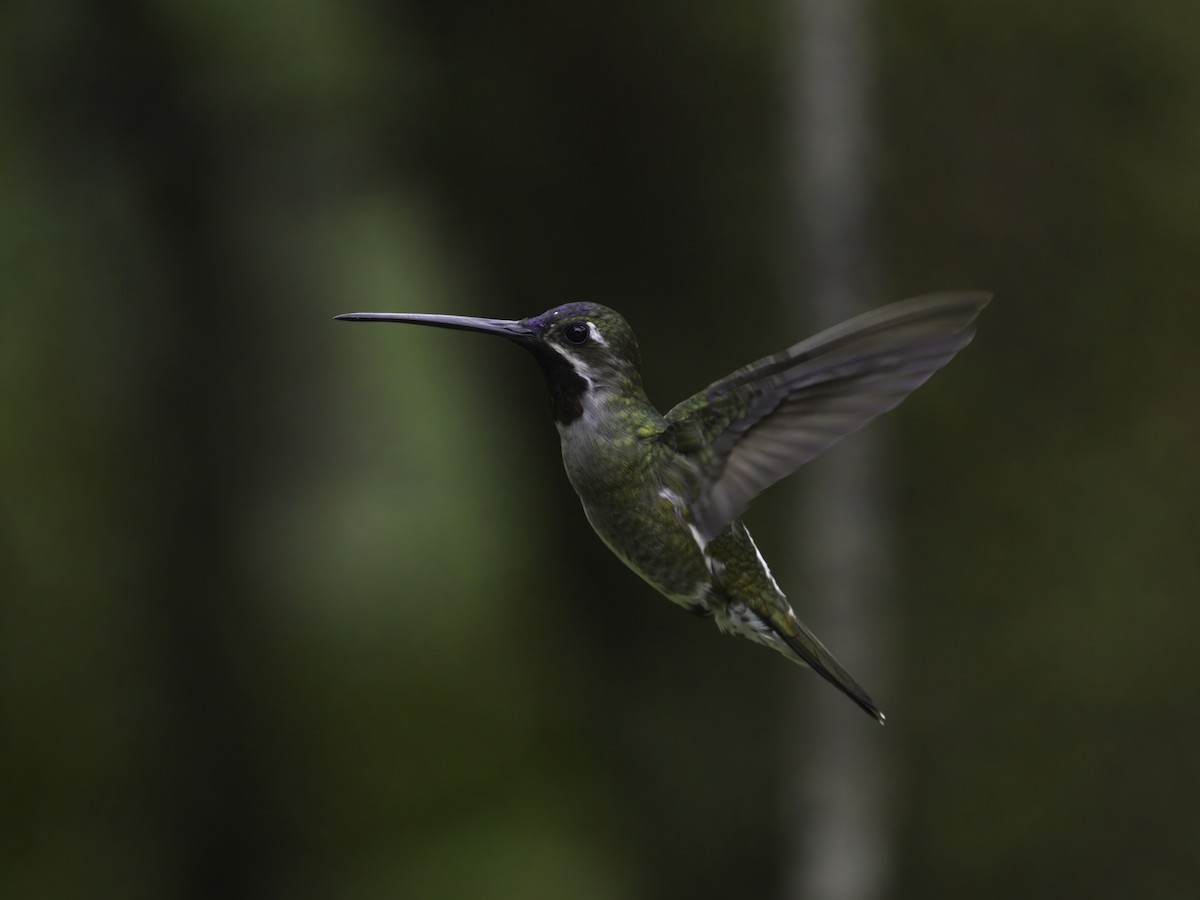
[334,311,534,344]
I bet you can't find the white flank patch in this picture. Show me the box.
[744,530,783,594]
[659,487,714,567]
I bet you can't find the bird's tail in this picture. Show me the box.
[778,616,885,724]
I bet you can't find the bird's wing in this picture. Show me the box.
[659,291,990,541]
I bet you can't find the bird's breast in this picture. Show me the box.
[556,435,709,603]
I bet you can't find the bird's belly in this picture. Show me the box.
[557,427,717,608]
[578,490,714,609]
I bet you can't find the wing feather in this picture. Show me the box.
[660,292,990,540]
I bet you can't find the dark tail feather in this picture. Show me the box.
[779,621,886,725]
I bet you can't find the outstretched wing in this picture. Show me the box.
[659,292,990,541]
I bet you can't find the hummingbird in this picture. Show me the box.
[335,291,989,723]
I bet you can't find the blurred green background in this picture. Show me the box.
[3,0,1199,898]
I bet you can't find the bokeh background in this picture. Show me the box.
[3,1,1198,898]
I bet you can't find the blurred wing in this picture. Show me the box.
[660,292,990,541]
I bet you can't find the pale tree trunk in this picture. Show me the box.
[782,1,892,899]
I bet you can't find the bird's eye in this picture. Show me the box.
[563,322,590,345]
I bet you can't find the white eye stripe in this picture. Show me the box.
[586,322,608,346]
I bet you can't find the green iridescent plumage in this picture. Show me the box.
[336,292,990,723]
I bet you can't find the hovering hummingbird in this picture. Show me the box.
[336,292,989,722]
